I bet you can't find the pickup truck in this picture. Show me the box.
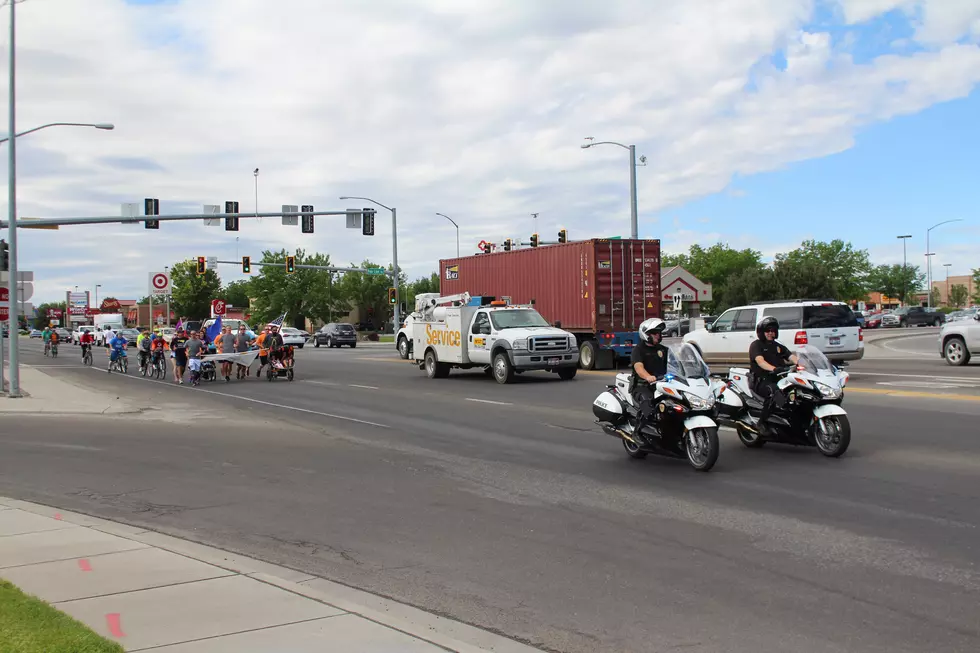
[881,307,945,328]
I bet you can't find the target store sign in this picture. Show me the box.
[148,271,172,295]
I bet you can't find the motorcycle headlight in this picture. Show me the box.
[813,381,841,399]
[685,392,714,410]
[512,338,527,350]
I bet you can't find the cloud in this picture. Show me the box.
[0,0,978,305]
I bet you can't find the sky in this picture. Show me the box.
[1,0,978,306]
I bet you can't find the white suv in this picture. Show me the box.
[938,312,979,366]
[684,300,864,364]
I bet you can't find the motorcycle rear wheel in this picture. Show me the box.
[736,423,766,448]
[813,415,851,458]
[622,436,647,459]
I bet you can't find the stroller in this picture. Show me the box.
[265,345,295,382]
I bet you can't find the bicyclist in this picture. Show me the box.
[79,329,95,361]
[107,332,128,373]
[136,329,152,372]
[49,329,60,356]
[41,326,52,355]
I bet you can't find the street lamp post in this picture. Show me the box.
[944,263,952,306]
[580,138,645,239]
[0,122,114,145]
[926,219,963,309]
[435,213,459,258]
[340,196,401,331]
[897,235,911,306]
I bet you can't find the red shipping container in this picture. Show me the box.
[439,239,661,335]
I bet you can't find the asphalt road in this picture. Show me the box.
[2,339,979,653]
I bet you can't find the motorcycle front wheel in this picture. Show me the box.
[686,427,719,472]
[812,415,851,458]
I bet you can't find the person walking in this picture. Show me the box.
[170,329,188,385]
[184,330,206,386]
[233,324,253,380]
[217,325,236,383]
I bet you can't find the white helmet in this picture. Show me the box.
[638,318,666,345]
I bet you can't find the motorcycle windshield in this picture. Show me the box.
[795,345,834,375]
[666,343,711,383]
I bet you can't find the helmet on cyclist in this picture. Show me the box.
[756,316,779,340]
[638,318,666,345]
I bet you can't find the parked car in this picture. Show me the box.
[946,307,978,323]
[939,311,980,366]
[29,329,42,338]
[117,328,140,346]
[881,306,945,328]
[54,327,72,343]
[864,312,883,329]
[313,323,357,348]
[279,327,308,348]
[684,300,863,364]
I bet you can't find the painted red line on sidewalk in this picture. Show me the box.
[78,558,92,572]
[106,613,125,638]
[53,513,63,520]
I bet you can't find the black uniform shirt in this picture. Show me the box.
[749,338,790,378]
[631,341,669,382]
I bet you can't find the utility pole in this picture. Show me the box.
[897,234,911,306]
[5,0,21,396]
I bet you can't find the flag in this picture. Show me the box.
[269,312,286,329]
[175,318,183,331]
[205,316,222,343]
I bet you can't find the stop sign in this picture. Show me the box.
[0,287,8,302]
[0,306,8,321]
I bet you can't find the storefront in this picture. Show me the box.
[660,266,712,316]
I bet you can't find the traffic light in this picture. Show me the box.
[482,242,492,254]
[196,256,206,275]
[362,208,375,236]
[286,256,296,274]
[530,233,539,248]
[301,205,314,234]
[388,287,397,304]
[558,229,567,243]
[0,239,8,272]
[144,198,160,229]
[242,256,251,274]
[225,201,240,232]
[503,238,512,251]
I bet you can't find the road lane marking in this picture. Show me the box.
[349,384,379,390]
[304,380,340,387]
[881,339,936,357]
[852,372,979,381]
[84,368,391,428]
[845,387,980,402]
[465,398,513,406]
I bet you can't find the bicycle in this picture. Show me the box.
[43,341,51,357]
[108,352,128,374]
[51,343,59,358]
[138,351,151,377]
[150,352,166,379]
[82,346,93,366]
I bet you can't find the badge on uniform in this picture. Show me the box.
[658,350,664,358]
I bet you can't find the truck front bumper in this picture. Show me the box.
[510,350,579,370]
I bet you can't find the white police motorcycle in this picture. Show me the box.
[714,344,851,457]
[592,343,721,472]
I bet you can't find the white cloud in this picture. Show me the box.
[0,0,978,305]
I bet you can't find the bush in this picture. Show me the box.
[367,332,379,342]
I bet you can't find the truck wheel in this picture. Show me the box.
[425,350,450,378]
[579,340,598,370]
[944,337,970,366]
[557,367,577,380]
[492,352,514,384]
[398,336,410,359]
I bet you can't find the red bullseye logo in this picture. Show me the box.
[151,273,169,291]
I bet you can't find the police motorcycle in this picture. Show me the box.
[713,344,851,457]
[593,342,721,472]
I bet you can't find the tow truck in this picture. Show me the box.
[412,292,579,383]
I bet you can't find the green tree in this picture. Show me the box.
[248,249,338,328]
[169,260,221,320]
[221,280,252,311]
[776,239,872,302]
[869,264,925,305]
[972,268,980,305]
[949,284,968,308]
[137,294,168,305]
[335,260,407,330]
[662,243,764,312]
[724,259,836,309]
[404,272,440,312]
[930,287,941,306]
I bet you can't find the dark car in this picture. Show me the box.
[314,323,357,348]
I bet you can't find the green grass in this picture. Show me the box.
[0,580,124,653]
[378,335,394,343]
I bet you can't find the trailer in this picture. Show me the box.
[439,239,662,369]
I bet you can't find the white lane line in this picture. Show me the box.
[880,338,936,357]
[465,398,513,406]
[304,380,341,387]
[84,368,390,429]
[853,372,979,381]
[349,384,379,390]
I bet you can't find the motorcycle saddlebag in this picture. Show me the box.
[593,390,628,426]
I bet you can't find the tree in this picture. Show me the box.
[33,302,67,329]
[335,260,408,330]
[949,284,968,308]
[662,243,764,312]
[137,294,168,305]
[972,268,980,306]
[869,264,925,305]
[222,280,252,311]
[930,287,941,307]
[404,272,440,312]
[777,239,873,302]
[248,249,338,328]
[169,260,221,320]
[724,259,836,309]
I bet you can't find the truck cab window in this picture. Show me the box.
[472,312,491,334]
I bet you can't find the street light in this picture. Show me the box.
[0,122,114,145]
[580,137,645,239]
[897,235,911,306]
[944,263,953,306]
[435,213,459,258]
[926,219,962,309]
[339,196,401,330]
[95,284,102,309]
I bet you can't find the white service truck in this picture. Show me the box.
[412,292,579,384]
[396,292,441,360]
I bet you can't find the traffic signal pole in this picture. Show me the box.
[214,260,389,275]
[0,209,351,229]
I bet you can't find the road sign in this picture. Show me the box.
[0,306,6,320]
[203,204,221,227]
[0,287,6,302]
[364,267,386,276]
[121,202,140,219]
[149,271,172,294]
[156,316,166,325]
[346,211,362,229]
[0,271,33,282]
[49,309,63,317]
[673,293,683,312]
[211,299,226,316]
[282,205,299,227]
[207,256,217,270]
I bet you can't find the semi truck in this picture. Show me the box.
[436,239,662,369]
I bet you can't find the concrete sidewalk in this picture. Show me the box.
[0,365,141,414]
[0,497,540,652]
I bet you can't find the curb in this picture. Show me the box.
[865,328,940,346]
[1,496,543,653]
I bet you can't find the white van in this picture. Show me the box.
[684,300,863,364]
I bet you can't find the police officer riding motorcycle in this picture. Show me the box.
[631,317,670,433]
[748,316,799,431]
